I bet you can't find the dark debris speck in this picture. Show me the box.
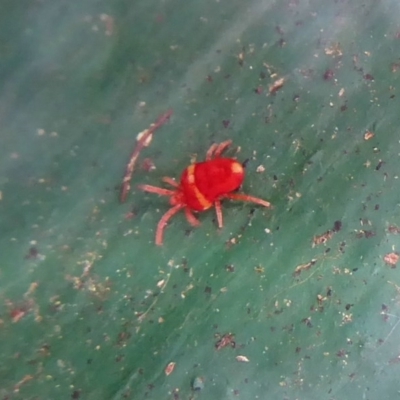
[323,69,334,80]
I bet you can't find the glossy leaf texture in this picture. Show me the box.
[1,0,400,399]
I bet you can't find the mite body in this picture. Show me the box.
[139,140,271,245]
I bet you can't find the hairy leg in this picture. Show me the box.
[214,200,223,228]
[162,177,179,187]
[184,207,201,227]
[212,140,232,159]
[156,204,185,245]
[138,184,175,197]
[206,143,219,161]
[225,192,272,208]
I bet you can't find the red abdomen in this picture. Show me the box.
[180,158,244,211]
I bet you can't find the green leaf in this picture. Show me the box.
[1,0,400,399]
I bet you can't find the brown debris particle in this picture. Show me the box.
[71,390,81,399]
[389,354,400,365]
[225,264,235,272]
[333,220,342,232]
[375,160,384,170]
[302,317,313,328]
[293,259,317,277]
[312,230,334,247]
[141,158,156,172]
[165,362,176,376]
[323,69,334,81]
[355,229,376,239]
[14,374,34,393]
[384,252,399,267]
[388,225,400,234]
[236,355,250,363]
[215,333,235,350]
[324,42,343,57]
[391,62,400,73]
[119,109,173,203]
[25,246,39,260]
[336,349,348,358]
[364,131,375,140]
[269,77,285,94]
[99,14,114,36]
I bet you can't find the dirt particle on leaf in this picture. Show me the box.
[391,62,400,72]
[236,355,250,362]
[333,220,342,232]
[164,362,176,376]
[215,333,235,350]
[25,247,39,259]
[323,69,335,81]
[384,252,399,267]
[141,158,156,172]
[312,230,333,247]
[325,42,343,57]
[222,120,230,128]
[364,131,375,140]
[71,390,81,399]
[388,225,400,234]
[225,264,235,272]
[355,229,376,239]
[336,349,348,358]
[269,77,285,94]
[293,259,317,277]
[256,165,265,173]
[363,73,374,81]
[192,376,205,391]
[375,160,384,170]
[389,354,400,365]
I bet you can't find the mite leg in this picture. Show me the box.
[184,207,201,227]
[214,200,224,228]
[212,140,232,159]
[138,184,175,197]
[206,140,232,160]
[206,143,219,161]
[155,204,185,245]
[162,177,179,188]
[226,193,272,208]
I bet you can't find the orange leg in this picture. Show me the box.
[138,184,175,197]
[184,207,201,227]
[214,200,223,228]
[162,177,179,188]
[206,143,219,161]
[212,140,232,159]
[225,192,272,208]
[206,140,232,160]
[155,204,185,245]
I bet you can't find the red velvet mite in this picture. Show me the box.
[139,140,272,245]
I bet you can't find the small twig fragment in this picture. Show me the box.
[269,77,285,94]
[293,259,317,277]
[120,109,173,203]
